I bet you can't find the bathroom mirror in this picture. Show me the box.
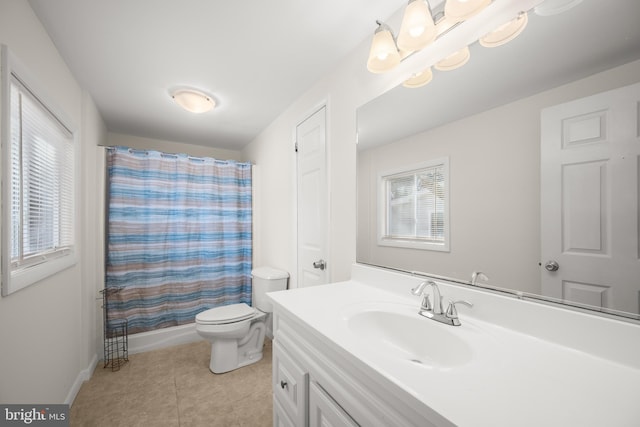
[356,0,640,320]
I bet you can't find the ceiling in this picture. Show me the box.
[357,0,640,149]
[27,0,407,150]
[27,1,640,152]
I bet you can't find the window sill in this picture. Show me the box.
[377,237,450,252]
[2,252,77,296]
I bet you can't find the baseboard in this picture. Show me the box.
[128,322,200,355]
[65,353,98,407]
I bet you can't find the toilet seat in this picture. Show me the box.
[196,303,256,325]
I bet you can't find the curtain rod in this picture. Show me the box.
[104,146,254,165]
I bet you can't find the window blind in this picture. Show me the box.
[385,164,445,242]
[10,76,74,269]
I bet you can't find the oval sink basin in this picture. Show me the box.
[347,307,473,368]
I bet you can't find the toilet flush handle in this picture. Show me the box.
[280,380,288,390]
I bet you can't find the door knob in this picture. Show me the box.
[312,259,326,270]
[544,260,559,272]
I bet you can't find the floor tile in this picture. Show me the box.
[71,338,272,427]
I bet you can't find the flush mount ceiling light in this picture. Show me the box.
[367,21,402,73]
[397,0,437,52]
[479,11,528,48]
[403,67,433,88]
[434,46,470,71]
[171,88,215,114]
[445,0,491,22]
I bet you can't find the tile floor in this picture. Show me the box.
[70,339,273,426]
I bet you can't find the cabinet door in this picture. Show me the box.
[274,397,297,427]
[309,381,359,427]
[273,342,309,426]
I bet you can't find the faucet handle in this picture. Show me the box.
[445,300,473,320]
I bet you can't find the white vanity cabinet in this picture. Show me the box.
[268,265,640,426]
[272,337,308,426]
[272,319,361,427]
[271,308,444,427]
[273,324,357,427]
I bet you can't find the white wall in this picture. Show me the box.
[80,92,108,376]
[241,27,400,287]
[357,59,640,294]
[242,0,640,291]
[107,132,243,161]
[0,0,106,404]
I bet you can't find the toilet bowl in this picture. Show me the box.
[195,267,289,374]
[196,303,267,373]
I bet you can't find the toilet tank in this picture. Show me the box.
[252,267,289,312]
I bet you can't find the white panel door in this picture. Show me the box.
[297,106,328,288]
[541,82,640,314]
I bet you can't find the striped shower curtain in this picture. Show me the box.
[105,147,252,334]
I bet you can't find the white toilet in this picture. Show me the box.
[195,267,289,374]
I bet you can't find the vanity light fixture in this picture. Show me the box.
[444,0,491,22]
[367,0,538,87]
[397,0,437,52]
[403,67,433,88]
[434,46,470,71]
[479,11,528,48]
[366,0,502,76]
[366,21,402,73]
[171,88,215,113]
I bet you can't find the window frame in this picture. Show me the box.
[1,45,77,296]
[377,157,450,252]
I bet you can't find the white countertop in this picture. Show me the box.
[268,265,640,427]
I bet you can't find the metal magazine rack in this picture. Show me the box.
[99,287,129,371]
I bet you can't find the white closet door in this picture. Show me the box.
[541,82,640,314]
[296,106,328,288]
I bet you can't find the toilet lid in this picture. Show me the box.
[196,303,256,325]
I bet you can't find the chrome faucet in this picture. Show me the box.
[471,271,489,286]
[411,280,473,326]
[411,280,443,314]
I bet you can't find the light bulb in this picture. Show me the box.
[434,46,470,71]
[403,67,433,88]
[410,26,425,38]
[367,22,401,73]
[397,0,436,52]
[479,12,528,48]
